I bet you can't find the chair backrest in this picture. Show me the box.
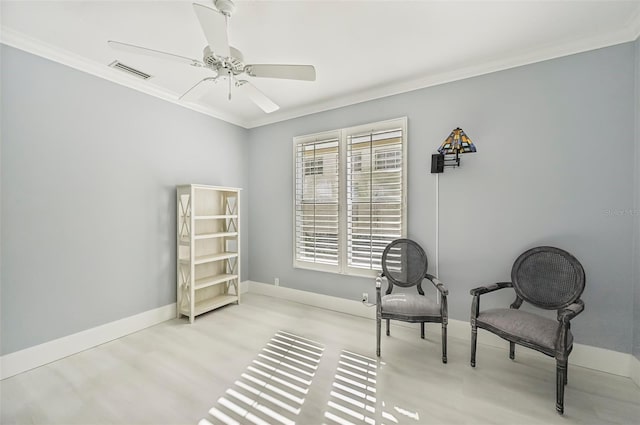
[381,239,428,288]
[511,246,585,310]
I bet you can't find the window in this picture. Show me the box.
[374,149,402,171]
[294,133,340,267]
[347,127,404,271]
[293,118,407,276]
[304,159,324,176]
[351,154,362,172]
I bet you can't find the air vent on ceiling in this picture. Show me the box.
[108,60,152,80]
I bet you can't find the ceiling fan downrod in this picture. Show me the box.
[214,0,235,17]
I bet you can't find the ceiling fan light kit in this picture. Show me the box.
[108,0,316,113]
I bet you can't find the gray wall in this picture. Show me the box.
[248,42,637,353]
[1,45,249,355]
[3,40,638,357]
[634,36,640,362]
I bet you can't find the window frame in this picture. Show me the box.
[292,117,407,277]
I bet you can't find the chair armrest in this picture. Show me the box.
[469,282,512,296]
[376,274,383,301]
[425,274,448,296]
[376,274,383,290]
[558,300,584,323]
[376,274,383,313]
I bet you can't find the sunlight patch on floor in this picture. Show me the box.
[200,331,324,425]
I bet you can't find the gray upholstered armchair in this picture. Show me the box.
[470,246,586,414]
[376,239,448,363]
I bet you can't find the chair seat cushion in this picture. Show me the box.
[477,308,573,352]
[381,293,441,317]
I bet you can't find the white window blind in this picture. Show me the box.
[293,118,406,276]
[347,128,404,271]
[294,135,340,267]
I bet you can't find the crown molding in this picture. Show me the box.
[0,27,251,129]
[2,20,639,130]
[246,24,639,128]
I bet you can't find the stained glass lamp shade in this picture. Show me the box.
[438,127,477,155]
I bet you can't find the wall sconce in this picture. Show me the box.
[431,127,477,173]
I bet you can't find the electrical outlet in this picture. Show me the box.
[274,277,280,286]
[362,292,368,303]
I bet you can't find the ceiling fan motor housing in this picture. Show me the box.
[202,46,244,74]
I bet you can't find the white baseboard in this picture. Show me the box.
[3,280,636,386]
[247,281,635,379]
[247,280,375,320]
[1,303,176,380]
[632,355,640,387]
[239,279,250,294]
[1,280,253,380]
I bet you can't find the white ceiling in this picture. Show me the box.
[2,0,640,128]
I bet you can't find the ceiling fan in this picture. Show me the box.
[108,0,316,113]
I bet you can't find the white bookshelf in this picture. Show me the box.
[176,184,241,323]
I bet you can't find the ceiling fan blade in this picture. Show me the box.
[244,64,316,81]
[237,81,279,113]
[108,40,203,66]
[179,77,217,101]
[193,3,230,58]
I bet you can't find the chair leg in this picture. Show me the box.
[441,323,447,364]
[471,324,478,367]
[509,342,515,360]
[421,322,425,339]
[556,359,567,414]
[386,319,390,336]
[376,315,381,357]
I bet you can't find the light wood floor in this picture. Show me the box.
[2,293,639,425]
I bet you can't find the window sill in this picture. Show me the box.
[293,262,380,278]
